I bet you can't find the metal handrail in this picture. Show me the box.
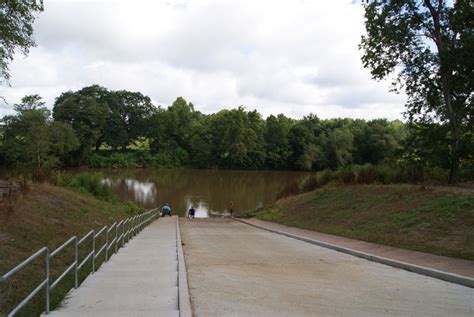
[94,225,108,264]
[0,208,159,316]
[49,236,78,290]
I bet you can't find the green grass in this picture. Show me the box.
[253,185,474,260]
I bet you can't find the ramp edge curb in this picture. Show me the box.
[176,217,192,317]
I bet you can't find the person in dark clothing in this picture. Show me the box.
[188,206,196,219]
[161,203,172,216]
[229,201,234,217]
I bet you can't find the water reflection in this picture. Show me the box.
[99,169,310,217]
[185,197,209,218]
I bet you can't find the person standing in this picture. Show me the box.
[228,201,234,217]
[188,206,196,219]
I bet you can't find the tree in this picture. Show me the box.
[264,114,292,169]
[105,90,155,150]
[148,97,194,154]
[208,107,263,169]
[360,0,474,183]
[13,94,45,112]
[324,127,354,170]
[288,122,320,171]
[0,1,43,86]
[53,89,108,163]
[352,119,403,165]
[1,95,78,174]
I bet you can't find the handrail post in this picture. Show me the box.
[105,226,109,262]
[132,217,135,236]
[92,230,96,273]
[74,237,78,288]
[115,224,118,254]
[122,220,126,247]
[45,248,50,314]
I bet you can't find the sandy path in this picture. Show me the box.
[181,218,473,317]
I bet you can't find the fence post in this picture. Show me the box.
[105,227,109,262]
[74,237,78,288]
[122,220,126,247]
[92,230,96,273]
[45,248,50,314]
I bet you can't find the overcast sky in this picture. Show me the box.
[0,0,406,120]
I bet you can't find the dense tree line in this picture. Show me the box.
[1,85,471,182]
[1,1,471,184]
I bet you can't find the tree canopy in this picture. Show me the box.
[0,0,43,86]
[360,0,473,183]
[1,95,78,175]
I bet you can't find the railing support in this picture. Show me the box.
[74,237,78,288]
[105,227,109,262]
[45,248,50,314]
[92,230,96,273]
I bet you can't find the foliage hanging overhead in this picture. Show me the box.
[0,0,44,86]
[360,0,474,183]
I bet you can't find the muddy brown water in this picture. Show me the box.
[97,168,311,217]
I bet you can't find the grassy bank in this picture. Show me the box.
[0,182,144,316]
[249,185,474,260]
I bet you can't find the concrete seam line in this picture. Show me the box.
[176,217,193,317]
[234,219,474,289]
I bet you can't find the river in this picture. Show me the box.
[98,168,311,217]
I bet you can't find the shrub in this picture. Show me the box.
[356,164,376,184]
[88,152,141,168]
[302,174,319,192]
[317,169,336,187]
[337,166,357,184]
[54,172,115,202]
[122,200,145,216]
[255,208,283,221]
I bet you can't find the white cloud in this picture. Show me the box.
[0,0,406,120]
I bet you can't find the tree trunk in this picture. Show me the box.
[423,0,460,184]
[95,137,103,152]
[441,73,460,184]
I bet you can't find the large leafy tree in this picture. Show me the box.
[264,114,292,169]
[53,87,109,163]
[352,119,404,165]
[1,95,78,173]
[360,0,473,183]
[324,127,354,170]
[104,90,155,149]
[0,0,43,86]
[208,107,264,169]
[149,97,194,153]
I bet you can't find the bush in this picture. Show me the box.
[88,149,190,168]
[355,164,377,184]
[317,169,336,187]
[122,200,145,216]
[255,208,283,221]
[53,172,115,202]
[302,174,319,192]
[89,152,140,168]
[337,166,357,184]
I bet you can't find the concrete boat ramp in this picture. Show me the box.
[46,217,473,316]
[46,216,190,317]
